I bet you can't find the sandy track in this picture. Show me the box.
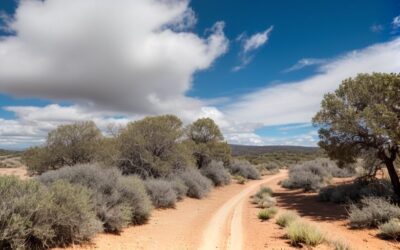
[198,172,286,250]
[61,173,286,250]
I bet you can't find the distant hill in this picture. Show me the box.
[230,144,325,166]
[230,144,320,156]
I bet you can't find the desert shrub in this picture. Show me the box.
[286,220,325,247]
[167,177,188,200]
[233,175,246,184]
[116,175,153,225]
[282,160,332,191]
[258,207,278,221]
[178,167,212,199]
[200,161,231,186]
[276,211,300,227]
[0,176,101,250]
[23,121,103,174]
[328,239,352,250]
[348,197,400,228]
[256,162,280,175]
[39,164,152,232]
[251,187,276,209]
[229,159,260,180]
[319,179,394,204]
[379,218,400,240]
[145,179,177,208]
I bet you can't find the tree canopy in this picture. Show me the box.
[313,73,400,197]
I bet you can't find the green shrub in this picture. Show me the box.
[348,197,400,228]
[39,164,152,232]
[145,179,177,208]
[258,207,278,221]
[379,218,400,240]
[23,121,103,174]
[200,161,231,186]
[0,176,101,250]
[178,167,212,199]
[286,220,325,246]
[276,211,299,227]
[229,159,260,180]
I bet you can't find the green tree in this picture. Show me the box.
[313,73,400,197]
[117,115,193,177]
[187,118,231,167]
[23,121,103,174]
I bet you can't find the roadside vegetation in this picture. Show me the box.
[0,116,263,249]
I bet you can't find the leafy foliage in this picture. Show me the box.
[117,115,193,178]
[313,73,400,197]
[23,121,103,174]
[258,207,278,221]
[286,220,325,247]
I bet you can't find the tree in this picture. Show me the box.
[312,73,400,197]
[117,115,193,177]
[187,118,231,167]
[23,121,103,174]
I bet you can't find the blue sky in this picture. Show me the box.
[0,0,399,149]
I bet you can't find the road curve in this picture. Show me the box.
[199,171,287,250]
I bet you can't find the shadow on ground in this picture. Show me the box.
[274,189,348,221]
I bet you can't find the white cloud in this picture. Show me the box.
[221,37,400,144]
[370,24,384,33]
[0,0,228,116]
[393,15,400,30]
[283,58,327,72]
[233,26,273,71]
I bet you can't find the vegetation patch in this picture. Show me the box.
[39,164,152,232]
[178,167,212,199]
[379,218,400,240]
[258,207,278,221]
[229,159,260,180]
[200,161,231,186]
[145,179,177,208]
[286,220,325,247]
[276,211,299,228]
[0,176,102,250]
[348,197,400,228]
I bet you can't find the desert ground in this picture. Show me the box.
[39,170,397,250]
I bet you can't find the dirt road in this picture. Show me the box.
[63,172,286,250]
[62,170,399,250]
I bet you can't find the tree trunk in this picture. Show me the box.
[384,158,400,198]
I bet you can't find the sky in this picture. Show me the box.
[0,0,399,149]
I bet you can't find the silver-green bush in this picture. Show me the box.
[178,167,212,199]
[0,176,101,250]
[379,218,400,240]
[349,197,400,228]
[229,159,260,180]
[200,161,231,186]
[145,179,177,208]
[39,164,152,232]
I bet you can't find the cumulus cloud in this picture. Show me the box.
[283,58,327,72]
[233,26,273,71]
[0,0,228,116]
[221,37,400,144]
